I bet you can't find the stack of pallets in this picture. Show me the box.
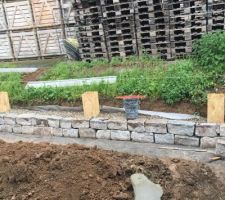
[72,0,225,61]
[168,0,207,59]
[208,0,225,32]
[74,0,107,60]
[134,0,154,56]
[101,0,137,59]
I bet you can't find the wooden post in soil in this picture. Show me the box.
[207,93,224,123]
[82,92,100,118]
[0,92,10,112]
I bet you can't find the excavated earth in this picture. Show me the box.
[0,140,224,200]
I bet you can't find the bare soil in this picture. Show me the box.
[22,68,49,83]
[0,141,224,200]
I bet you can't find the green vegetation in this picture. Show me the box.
[158,60,213,105]
[0,62,16,68]
[193,31,225,73]
[1,32,225,107]
[39,55,163,81]
[0,73,117,105]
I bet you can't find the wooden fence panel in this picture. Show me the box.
[4,1,33,30]
[0,33,13,59]
[60,0,76,24]
[11,31,39,58]
[37,28,65,56]
[0,3,7,31]
[31,0,61,27]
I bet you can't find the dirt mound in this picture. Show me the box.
[0,140,224,200]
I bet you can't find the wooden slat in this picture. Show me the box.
[82,92,100,118]
[31,0,61,26]
[60,0,76,24]
[37,28,64,56]
[0,3,7,31]
[0,33,13,59]
[4,1,33,30]
[11,31,38,58]
[207,93,225,123]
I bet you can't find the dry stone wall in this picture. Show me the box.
[0,112,224,149]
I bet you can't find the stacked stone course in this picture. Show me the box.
[0,112,225,148]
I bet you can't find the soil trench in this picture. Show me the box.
[0,140,224,200]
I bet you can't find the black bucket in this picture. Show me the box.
[123,99,140,119]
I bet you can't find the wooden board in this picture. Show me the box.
[11,31,39,58]
[0,92,10,113]
[0,3,7,31]
[31,0,61,27]
[37,28,64,56]
[82,91,100,118]
[60,0,76,24]
[207,93,225,123]
[4,1,33,30]
[0,33,13,59]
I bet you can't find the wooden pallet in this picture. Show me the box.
[11,31,39,58]
[0,3,7,31]
[4,1,33,30]
[37,28,65,56]
[0,33,13,59]
[31,0,62,27]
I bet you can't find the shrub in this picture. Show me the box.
[193,31,225,73]
[158,60,213,105]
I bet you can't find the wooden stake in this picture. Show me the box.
[207,93,224,123]
[82,91,100,118]
[0,92,10,112]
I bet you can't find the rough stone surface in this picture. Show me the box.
[90,118,107,130]
[32,115,49,127]
[128,119,145,132]
[154,134,174,145]
[79,128,96,138]
[145,119,167,134]
[107,120,127,130]
[220,124,225,137]
[51,128,63,136]
[131,132,154,143]
[13,125,22,134]
[21,126,33,134]
[175,135,199,147]
[48,116,61,128]
[167,120,195,136]
[16,114,33,126]
[60,118,73,129]
[0,125,12,133]
[72,119,89,129]
[4,116,16,125]
[63,129,78,138]
[215,139,225,157]
[33,127,52,136]
[96,130,111,139]
[0,116,4,125]
[111,130,130,141]
[201,137,219,149]
[196,123,218,137]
